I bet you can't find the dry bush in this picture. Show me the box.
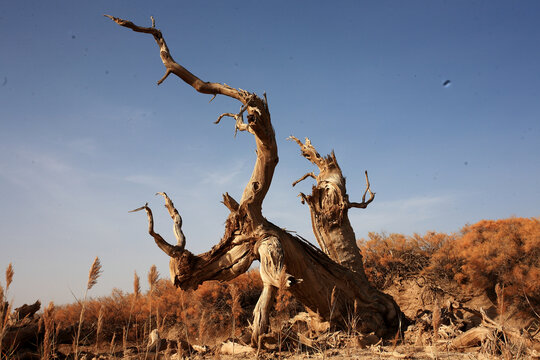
[359,217,540,315]
[52,268,306,347]
[54,269,266,346]
[358,231,453,289]
[427,217,540,310]
[51,216,540,351]
[41,302,56,360]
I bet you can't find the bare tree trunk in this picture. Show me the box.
[106,15,403,345]
[289,136,374,278]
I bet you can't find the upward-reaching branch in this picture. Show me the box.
[104,15,247,103]
[156,192,186,251]
[348,171,375,209]
[106,14,278,226]
[129,203,183,257]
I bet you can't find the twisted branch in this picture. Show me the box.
[156,192,186,251]
[104,14,246,103]
[348,171,375,209]
[129,203,183,257]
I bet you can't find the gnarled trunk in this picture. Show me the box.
[106,15,403,346]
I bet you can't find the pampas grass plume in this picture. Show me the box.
[75,257,102,358]
[133,271,141,298]
[87,257,102,291]
[148,265,159,292]
[5,263,13,292]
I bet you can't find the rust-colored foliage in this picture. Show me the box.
[359,217,540,313]
[54,270,265,345]
[358,231,453,288]
[428,217,540,306]
[52,217,539,346]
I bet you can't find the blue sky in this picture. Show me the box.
[1,1,539,306]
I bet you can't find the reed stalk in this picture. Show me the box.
[74,257,102,359]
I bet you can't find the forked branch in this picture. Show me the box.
[107,15,277,225]
[348,171,375,209]
[214,103,254,136]
[103,14,247,104]
[129,203,183,257]
[156,192,186,250]
[290,135,375,209]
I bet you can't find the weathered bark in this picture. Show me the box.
[107,15,403,345]
[289,136,373,277]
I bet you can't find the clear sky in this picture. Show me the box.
[1,1,539,307]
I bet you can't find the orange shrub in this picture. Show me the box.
[428,217,540,306]
[54,217,539,346]
[358,231,453,288]
[54,269,265,345]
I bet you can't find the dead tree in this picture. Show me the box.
[106,15,403,345]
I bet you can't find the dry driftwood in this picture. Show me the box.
[106,14,403,346]
[1,315,74,355]
[451,327,493,348]
[451,307,540,352]
[13,300,41,321]
[1,301,41,353]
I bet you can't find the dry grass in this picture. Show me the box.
[133,271,141,298]
[0,264,13,358]
[95,305,104,352]
[41,302,55,360]
[3,217,540,359]
[74,256,102,359]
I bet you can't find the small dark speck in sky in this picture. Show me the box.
[71,35,76,39]
[105,70,109,75]
[2,77,6,86]
[443,80,451,87]
[464,161,468,166]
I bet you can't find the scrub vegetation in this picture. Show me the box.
[2,217,539,358]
